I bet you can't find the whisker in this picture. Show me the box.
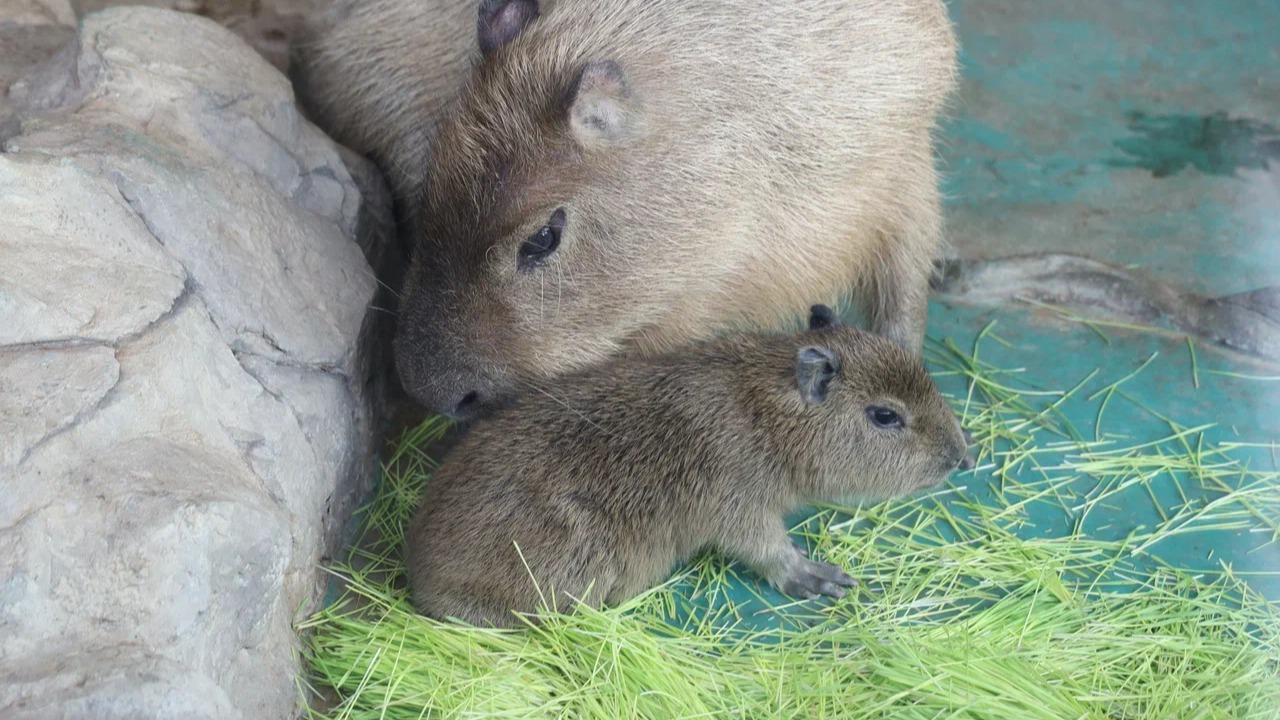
[555,261,564,317]
[522,380,612,436]
[354,264,402,299]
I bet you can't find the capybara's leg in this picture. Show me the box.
[865,145,943,355]
[718,515,855,600]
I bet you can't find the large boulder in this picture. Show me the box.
[0,5,395,718]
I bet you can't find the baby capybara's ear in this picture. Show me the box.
[808,304,840,331]
[795,346,841,405]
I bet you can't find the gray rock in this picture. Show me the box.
[0,0,74,26]
[0,0,75,141]
[0,6,394,718]
[0,344,119,467]
[0,158,188,346]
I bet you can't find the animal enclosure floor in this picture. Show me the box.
[303,0,1280,715]
[924,0,1280,603]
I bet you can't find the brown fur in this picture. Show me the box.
[295,0,478,198]
[300,0,959,416]
[405,308,970,628]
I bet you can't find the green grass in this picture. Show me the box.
[299,328,1280,719]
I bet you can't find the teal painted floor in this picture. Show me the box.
[938,0,1279,590]
[686,0,1280,619]
[942,0,1280,296]
[684,301,1280,630]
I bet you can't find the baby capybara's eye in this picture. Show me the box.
[867,406,905,430]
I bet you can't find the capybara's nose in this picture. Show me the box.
[957,428,976,470]
[393,335,496,419]
[443,389,484,420]
[402,377,492,420]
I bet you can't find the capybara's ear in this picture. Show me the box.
[478,0,539,55]
[796,346,841,406]
[567,60,631,146]
[808,304,841,331]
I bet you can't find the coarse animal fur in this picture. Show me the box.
[300,0,959,417]
[295,0,477,202]
[405,306,971,628]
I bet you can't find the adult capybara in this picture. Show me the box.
[301,0,958,417]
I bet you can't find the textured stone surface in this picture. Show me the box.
[0,6,393,718]
[0,159,188,345]
[0,0,74,26]
[0,0,74,141]
[72,0,325,73]
[0,344,119,466]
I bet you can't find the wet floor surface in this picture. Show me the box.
[935,2,1277,594]
[770,0,1280,615]
[941,0,1280,299]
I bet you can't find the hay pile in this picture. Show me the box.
[301,326,1280,719]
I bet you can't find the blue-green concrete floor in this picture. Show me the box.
[937,0,1278,590]
[713,0,1280,616]
[942,0,1280,296]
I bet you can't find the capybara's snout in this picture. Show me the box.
[393,316,504,419]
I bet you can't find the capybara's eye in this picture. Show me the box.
[867,406,905,430]
[520,225,559,260]
[518,207,566,270]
